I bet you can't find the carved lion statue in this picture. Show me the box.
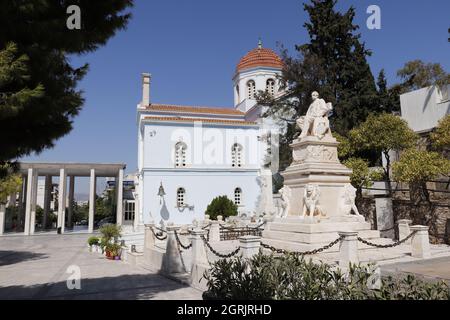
[302,184,326,218]
[278,186,291,218]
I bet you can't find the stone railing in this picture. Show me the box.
[142,219,431,291]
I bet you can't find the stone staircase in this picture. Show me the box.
[262,216,393,253]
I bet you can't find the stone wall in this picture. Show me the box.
[357,185,450,244]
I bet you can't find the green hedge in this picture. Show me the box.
[203,253,450,300]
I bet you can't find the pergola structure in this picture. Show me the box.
[0,162,126,236]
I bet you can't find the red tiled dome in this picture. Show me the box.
[236,46,284,73]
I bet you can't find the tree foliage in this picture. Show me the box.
[349,113,418,181]
[205,196,238,220]
[0,164,22,203]
[393,148,450,207]
[392,149,450,185]
[397,60,450,91]
[430,114,450,151]
[0,0,133,169]
[343,157,383,196]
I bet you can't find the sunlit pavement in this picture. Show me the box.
[0,234,202,300]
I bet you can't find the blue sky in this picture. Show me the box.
[23,0,450,193]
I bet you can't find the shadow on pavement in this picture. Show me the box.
[0,251,48,267]
[0,273,201,300]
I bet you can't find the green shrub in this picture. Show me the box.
[203,253,450,300]
[205,196,238,220]
[87,236,100,246]
[99,224,121,242]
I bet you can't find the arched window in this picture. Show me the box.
[231,143,243,168]
[177,188,185,207]
[247,80,256,100]
[174,142,187,167]
[234,188,242,205]
[266,79,275,96]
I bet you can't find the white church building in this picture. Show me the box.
[135,42,284,227]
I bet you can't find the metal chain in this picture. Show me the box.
[201,235,240,258]
[153,226,167,233]
[151,227,167,241]
[174,230,192,250]
[219,221,266,231]
[261,236,344,256]
[202,223,211,230]
[379,225,396,232]
[357,230,418,248]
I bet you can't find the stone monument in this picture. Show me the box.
[262,91,387,251]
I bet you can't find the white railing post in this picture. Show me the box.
[190,228,208,267]
[397,219,412,244]
[338,231,359,267]
[144,223,155,250]
[239,235,261,259]
[161,225,184,274]
[209,221,221,242]
[410,225,431,259]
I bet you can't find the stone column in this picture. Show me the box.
[0,203,5,235]
[209,221,220,242]
[43,175,52,230]
[161,225,185,274]
[68,176,75,229]
[190,229,208,267]
[240,235,261,259]
[116,169,124,227]
[88,169,96,233]
[375,197,395,239]
[410,225,430,259]
[24,168,34,236]
[57,168,67,234]
[29,171,38,235]
[338,231,359,267]
[18,176,25,231]
[397,219,412,244]
[144,223,155,250]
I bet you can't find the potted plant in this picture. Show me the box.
[105,243,121,260]
[99,224,122,259]
[87,236,100,252]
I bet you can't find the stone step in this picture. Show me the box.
[268,221,372,233]
[263,229,380,244]
[261,237,393,254]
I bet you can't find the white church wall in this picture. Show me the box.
[142,170,260,225]
[142,122,261,169]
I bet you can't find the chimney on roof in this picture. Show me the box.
[142,73,151,106]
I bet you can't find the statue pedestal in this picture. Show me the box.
[262,216,385,252]
[263,135,391,252]
[282,136,352,218]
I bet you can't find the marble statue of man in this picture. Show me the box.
[297,91,333,140]
[278,185,291,218]
[302,184,325,217]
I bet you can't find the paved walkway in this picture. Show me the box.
[0,234,202,300]
[380,256,450,284]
